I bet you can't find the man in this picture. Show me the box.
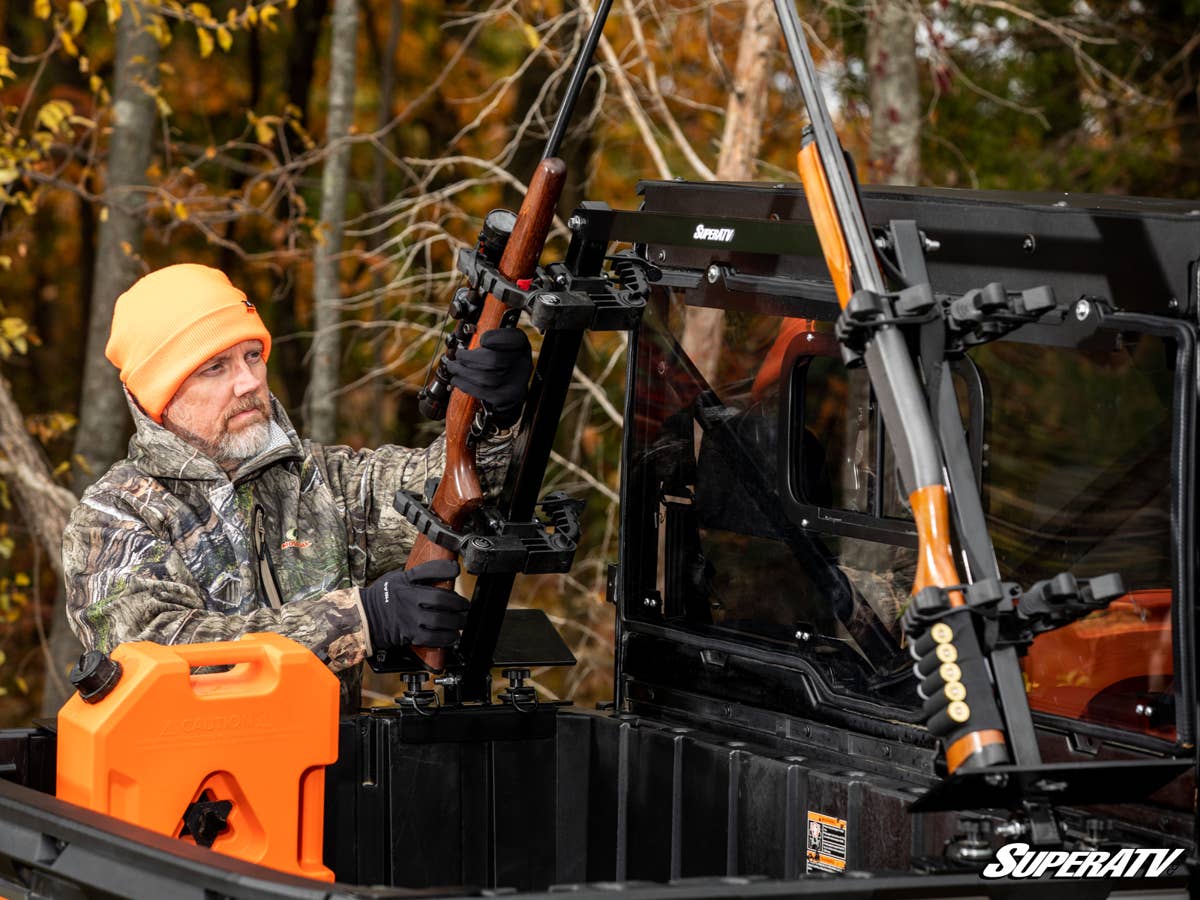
[62,264,531,708]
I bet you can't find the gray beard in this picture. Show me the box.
[162,407,270,470]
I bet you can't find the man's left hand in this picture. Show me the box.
[444,327,533,428]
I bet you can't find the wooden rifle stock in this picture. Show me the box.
[405,157,568,671]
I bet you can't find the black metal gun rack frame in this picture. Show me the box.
[374,239,650,709]
[560,193,1193,817]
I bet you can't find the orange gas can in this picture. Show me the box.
[56,633,339,881]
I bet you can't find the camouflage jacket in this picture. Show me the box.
[62,393,512,709]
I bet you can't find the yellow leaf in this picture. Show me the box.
[522,23,540,50]
[173,200,188,220]
[106,0,122,25]
[53,460,70,477]
[244,3,258,26]
[188,2,213,22]
[69,1,88,35]
[216,25,232,51]
[14,676,28,695]
[36,99,74,134]
[0,48,16,81]
[196,26,213,58]
[259,5,278,29]
[0,256,10,271]
[227,8,237,25]
[34,0,50,20]
[0,649,6,666]
[155,93,172,116]
[0,167,17,186]
[60,30,80,58]
[286,0,296,7]
[100,206,109,222]
[13,573,29,587]
[77,54,89,74]
[2,317,28,340]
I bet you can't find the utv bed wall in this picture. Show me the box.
[0,712,1191,899]
[1,181,1197,898]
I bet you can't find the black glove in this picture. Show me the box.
[360,559,469,649]
[443,327,533,428]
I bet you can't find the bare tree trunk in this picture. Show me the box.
[369,0,402,448]
[49,0,162,713]
[680,0,773,385]
[306,0,359,442]
[0,375,80,712]
[867,0,920,185]
[69,0,159,495]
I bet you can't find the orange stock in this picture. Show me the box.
[946,729,1007,772]
[797,144,852,306]
[909,484,964,604]
[56,633,339,881]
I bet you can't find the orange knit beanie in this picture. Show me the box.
[105,264,272,423]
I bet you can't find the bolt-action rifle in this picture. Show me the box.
[773,0,1010,772]
[404,2,615,672]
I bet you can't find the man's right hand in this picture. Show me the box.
[360,559,469,650]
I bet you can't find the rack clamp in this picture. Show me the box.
[837,280,1061,366]
[835,283,940,367]
[902,571,1123,746]
[944,282,1059,352]
[455,246,650,333]
[394,487,584,576]
[906,572,1126,657]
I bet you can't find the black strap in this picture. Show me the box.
[252,503,284,610]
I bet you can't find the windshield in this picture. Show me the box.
[627,288,1178,738]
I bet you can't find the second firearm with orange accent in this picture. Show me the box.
[774,0,1009,771]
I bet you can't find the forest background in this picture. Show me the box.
[0,0,1196,723]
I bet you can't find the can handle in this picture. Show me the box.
[173,635,283,675]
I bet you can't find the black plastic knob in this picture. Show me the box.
[69,650,123,704]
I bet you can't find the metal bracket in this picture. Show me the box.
[393,489,584,576]
[455,246,649,332]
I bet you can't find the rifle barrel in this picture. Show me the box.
[544,0,615,161]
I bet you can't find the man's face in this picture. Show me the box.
[161,339,271,468]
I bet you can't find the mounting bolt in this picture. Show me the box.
[921,233,941,252]
[643,596,658,609]
[567,214,583,231]
[1168,297,1179,310]
[470,536,493,550]
[1074,299,1092,321]
[874,235,890,251]
[541,293,560,306]
[434,673,460,687]
[656,249,667,262]
[1022,234,1036,254]
[706,265,721,284]
[794,630,812,642]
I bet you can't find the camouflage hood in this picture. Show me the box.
[122,389,303,484]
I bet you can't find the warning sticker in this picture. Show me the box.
[805,810,847,874]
